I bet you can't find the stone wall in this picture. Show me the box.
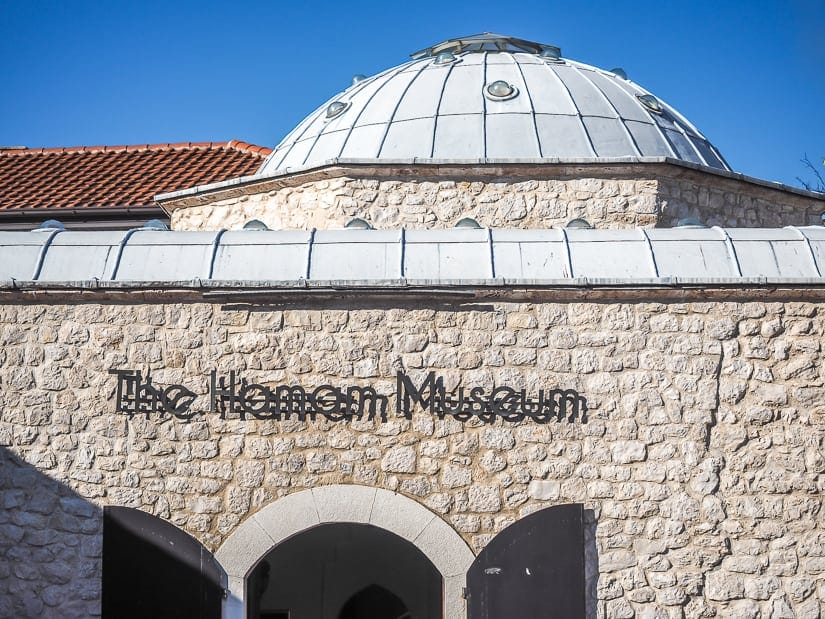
[0,294,823,617]
[163,163,824,231]
[657,175,823,228]
[0,449,101,618]
[170,176,664,230]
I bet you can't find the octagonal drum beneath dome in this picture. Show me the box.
[261,34,730,175]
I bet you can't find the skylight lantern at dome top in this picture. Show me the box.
[409,33,548,58]
[261,33,731,175]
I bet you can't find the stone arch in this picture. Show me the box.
[216,485,475,619]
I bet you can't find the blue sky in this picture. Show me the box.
[1,0,823,188]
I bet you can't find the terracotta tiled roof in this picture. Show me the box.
[0,140,271,213]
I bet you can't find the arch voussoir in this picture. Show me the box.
[215,484,474,619]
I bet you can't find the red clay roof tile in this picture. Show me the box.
[0,140,271,212]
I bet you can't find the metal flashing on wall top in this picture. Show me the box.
[2,227,825,290]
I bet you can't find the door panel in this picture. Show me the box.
[466,503,584,619]
[102,506,224,619]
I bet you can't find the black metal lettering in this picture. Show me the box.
[346,385,388,421]
[274,385,307,419]
[135,373,163,418]
[397,371,443,418]
[109,368,587,425]
[109,369,141,414]
[161,385,197,419]
[239,383,271,418]
[437,387,466,416]
[521,390,544,420]
[311,385,344,420]
[557,389,586,423]
[489,386,519,423]
[468,387,488,416]
[210,371,237,419]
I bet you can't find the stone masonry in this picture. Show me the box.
[162,163,825,231]
[0,292,823,617]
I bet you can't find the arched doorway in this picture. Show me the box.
[248,523,440,618]
[216,485,474,619]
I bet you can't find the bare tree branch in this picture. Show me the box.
[797,154,825,193]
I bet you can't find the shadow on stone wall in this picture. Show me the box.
[0,446,102,618]
[1,447,226,619]
[220,299,500,312]
[584,508,599,619]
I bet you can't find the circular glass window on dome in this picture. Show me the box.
[484,80,518,101]
[141,219,169,231]
[637,94,663,114]
[433,51,460,66]
[539,46,562,63]
[34,219,65,231]
[454,217,482,229]
[566,218,592,229]
[325,100,351,119]
[243,219,270,231]
[610,67,628,80]
[344,218,373,230]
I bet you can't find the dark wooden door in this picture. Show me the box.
[466,503,584,619]
[102,506,224,619]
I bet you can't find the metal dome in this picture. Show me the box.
[261,34,730,174]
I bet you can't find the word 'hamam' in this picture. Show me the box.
[109,370,587,424]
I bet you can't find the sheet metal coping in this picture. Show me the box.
[2,227,825,289]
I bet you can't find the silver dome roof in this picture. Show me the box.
[261,34,730,174]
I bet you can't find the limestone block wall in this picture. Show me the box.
[170,176,664,231]
[0,449,101,618]
[657,175,823,228]
[164,164,824,231]
[0,295,823,617]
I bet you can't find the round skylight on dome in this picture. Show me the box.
[141,219,169,231]
[243,219,269,230]
[410,33,548,58]
[566,218,592,229]
[345,218,373,230]
[539,46,562,62]
[35,219,65,231]
[325,100,350,119]
[455,217,482,229]
[485,80,518,101]
[433,51,459,65]
[637,94,663,114]
[676,217,706,228]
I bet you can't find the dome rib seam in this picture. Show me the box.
[569,63,646,159]
[538,58,598,158]
[429,57,459,158]
[333,61,413,160]
[375,58,432,158]
[508,52,543,158]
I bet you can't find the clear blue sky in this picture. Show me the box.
[2,0,823,188]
